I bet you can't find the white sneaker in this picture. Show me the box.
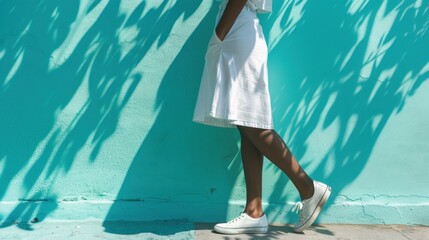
[214,213,268,234]
[292,180,331,232]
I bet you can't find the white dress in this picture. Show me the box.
[193,0,273,129]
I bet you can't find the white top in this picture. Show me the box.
[248,0,272,13]
[217,0,272,14]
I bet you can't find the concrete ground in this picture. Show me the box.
[0,221,427,240]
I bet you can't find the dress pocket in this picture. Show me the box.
[213,30,223,43]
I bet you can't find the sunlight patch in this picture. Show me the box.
[339,15,370,71]
[4,50,23,86]
[268,0,307,51]
[342,114,358,149]
[378,65,398,83]
[360,1,399,79]
[48,0,109,71]
[371,114,383,132]
[0,48,5,60]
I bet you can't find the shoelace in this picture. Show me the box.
[292,202,303,214]
[227,213,245,224]
[292,202,305,223]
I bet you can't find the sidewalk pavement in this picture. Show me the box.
[0,221,427,240]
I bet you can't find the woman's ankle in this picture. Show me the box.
[244,208,264,218]
[299,180,315,200]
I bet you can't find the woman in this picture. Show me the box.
[193,0,331,234]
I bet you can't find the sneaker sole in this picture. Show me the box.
[293,186,332,233]
[214,226,268,235]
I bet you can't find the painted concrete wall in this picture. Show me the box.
[0,0,428,228]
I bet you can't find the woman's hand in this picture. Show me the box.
[215,0,248,41]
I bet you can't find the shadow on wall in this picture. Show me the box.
[108,0,429,235]
[102,0,243,235]
[0,0,193,228]
[261,0,429,220]
[0,0,238,233]
[0,0,428,234]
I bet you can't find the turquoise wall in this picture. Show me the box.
[1,0,428,229]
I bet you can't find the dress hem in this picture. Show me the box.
[193,117,273,130]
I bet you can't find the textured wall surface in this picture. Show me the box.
[0,0,428,228]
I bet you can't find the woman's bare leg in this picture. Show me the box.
[238,128,264,218]
[237,126,314,200]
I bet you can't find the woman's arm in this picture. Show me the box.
[215,0,248,41]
